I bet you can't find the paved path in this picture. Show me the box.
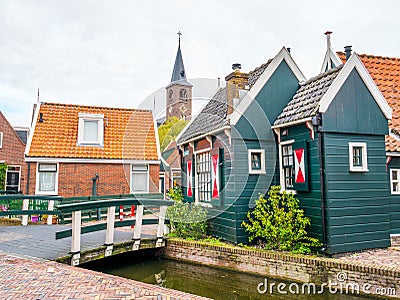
[338,247,400,268]
[0,224,154,260]
[0,251,210,300]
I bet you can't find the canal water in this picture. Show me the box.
[82,250,375,300]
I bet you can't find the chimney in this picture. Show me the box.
[344,45,352,61]
[225,63,249,115]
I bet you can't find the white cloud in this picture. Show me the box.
[0,0,399,126]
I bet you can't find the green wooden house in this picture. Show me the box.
[273,50,392,254]
[176,47,306,244]
[176,40,393,254]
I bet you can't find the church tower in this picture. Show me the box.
[166,32,193,120]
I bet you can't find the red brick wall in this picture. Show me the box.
[195,138,210,151]
[26,162,160,197]
[0,112,27,193]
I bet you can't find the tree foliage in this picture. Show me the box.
[0,163,7,191]
[242,185,321,254]
[158,117,187,152]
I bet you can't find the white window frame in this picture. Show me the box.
[0,132,3,149]
[279,139,296,192]
[171,168,182,186]
[159,172,166,194]
[5,165,21,192]
[35,162,59,195]
[348,142,368,172]
[248,149,266,174]
[193,147,212,207]
[390,169,400,195]
[77,113,104,146]
[130,164,149,193]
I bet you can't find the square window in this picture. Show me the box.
[352,147,363,167]
[77,113,104,146]
[391,169,400,195]
[36,163,58,194]
[281,144,294,189]
[131,165,148,193]
[348,142,368,172]
[83,120,99,142]
[196,152,211,203]
[248,149,265,174]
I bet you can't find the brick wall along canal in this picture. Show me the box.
[81,250,378,300]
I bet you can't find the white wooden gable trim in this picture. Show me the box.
[319,53,392,119]
[229,47,306,126]
[25,102,41,156]
[320,48,342,73]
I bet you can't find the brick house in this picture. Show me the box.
[0,111,27,193]
[25,102,160,197]
[160,140,182,195]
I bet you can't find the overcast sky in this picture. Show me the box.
[1,0,399,127]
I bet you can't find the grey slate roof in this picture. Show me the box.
[168,44,192,88]
[177,87,228,144]
[247,59,273,89]
[274,65,343,126]
[177,59,275,144]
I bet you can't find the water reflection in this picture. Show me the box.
[82,250,375,300]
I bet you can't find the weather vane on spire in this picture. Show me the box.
[177,31,182,45]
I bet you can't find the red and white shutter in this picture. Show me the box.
[294,148,305,183]
[293,141,309,191]
[211,154,219,198]
[187,160,193,197]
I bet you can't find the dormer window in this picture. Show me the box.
[77,113,104,146]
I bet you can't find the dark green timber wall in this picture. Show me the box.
[280,124,323,242]
[323,133,390,254]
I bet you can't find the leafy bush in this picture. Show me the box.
[166,186,184,202]
[242,185,321,254]
[166,202,207,240]
[0,163,7,191]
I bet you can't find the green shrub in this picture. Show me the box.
[166,202,207,240]
[166,186,184,202]
[242,185,321,254]
[0,163,6,191]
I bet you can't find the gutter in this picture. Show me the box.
[176,125,230,146]
[313,113,327,251]
[271,117,312,129]
[386,152,400,157]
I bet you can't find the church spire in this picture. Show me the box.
[170,31,191,85]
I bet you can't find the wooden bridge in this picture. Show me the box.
[0,193,173,265]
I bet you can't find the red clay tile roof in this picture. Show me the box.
[27,102,159,160]
[338,52,400,152]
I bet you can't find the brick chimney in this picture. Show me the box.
[225,64,249,115]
